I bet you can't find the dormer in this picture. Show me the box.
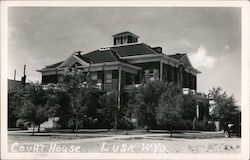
[113,31,139,45]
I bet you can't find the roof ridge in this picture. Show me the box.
[113,31,140,38]
[110,42,142,48]
[108,49,120,61]
[141,43,160,54]
[45,61,63,67]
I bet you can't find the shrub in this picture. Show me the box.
[207,121,216,131]
[195,121,208,131]
[16,118,29,129]
[173,120,193,130]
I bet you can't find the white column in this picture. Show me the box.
[196,104,199,119]
[117,64,121,110]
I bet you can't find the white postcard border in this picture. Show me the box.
[1,1,249,159]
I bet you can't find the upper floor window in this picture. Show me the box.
[91,73,97,81]
[144,69,159,82]
[105,71,112,84]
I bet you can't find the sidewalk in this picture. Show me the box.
[8,129,226,145]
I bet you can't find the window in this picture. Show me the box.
[97,79,102,84]
[130,75,135,85]
[91,73,97,81]
[144,69,159,82]
[123,36,128,44]
[105,71,112,84]
[117,37,121,45]
[128,36,132,43]
[121,73,126,85]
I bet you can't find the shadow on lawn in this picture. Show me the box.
[50,129,109,134]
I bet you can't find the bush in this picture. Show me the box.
[207,121,216,131]
[118,117,135,130]
[151,119,193,130]
[16,118,29,129]
[173,120,193,130]
[195,121,208,131]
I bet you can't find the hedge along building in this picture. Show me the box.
[37,31,209,123]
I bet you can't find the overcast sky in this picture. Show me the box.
[8,7,241,105]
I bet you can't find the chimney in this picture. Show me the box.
[14,70,16,80]
[152,47,162,53]
[21,64,26,86]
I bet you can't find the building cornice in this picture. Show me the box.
[77,61,141,74]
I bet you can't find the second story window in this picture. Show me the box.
[105,71,112,84]
[91,73,97,81]
[91,72,98,84]
[144,69,159,82]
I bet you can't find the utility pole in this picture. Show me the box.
[14,70,16,80]
[24,64,26,75]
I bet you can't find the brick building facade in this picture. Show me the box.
[37,31,208,120]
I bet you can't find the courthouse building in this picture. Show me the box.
[37,31,208,120]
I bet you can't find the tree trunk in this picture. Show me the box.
[115,112,118,133]
[170,123,173,137]
[192,117,197,130]
[38,124,40,133]
[75,122,78,137]
[32,124,35,136]
[146,118,150,132]
[75,114,78,137]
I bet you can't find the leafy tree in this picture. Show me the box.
[135,81,166,131]
[209,87,241,126]
[18,83,53,135]
[59,68,89,136]
[181,94,196,121]
[121,91,137,129]
[19,102,49,135]
[98,92,117,129]
[156,83,183,137]
[83,89,106,128]
[8,86,25,128]
[53,67,112,131]
[46,89,71,128]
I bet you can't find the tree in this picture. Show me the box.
[209,87,241,126]
[181,94,196,121]
[8,86,26,128]
[156,83,183,137]
[59,67,90,136]
[19,102,49,135]
[98,92,117,129]
[46,89,71,129]
[18,83,53,135]
[133,81,166,132]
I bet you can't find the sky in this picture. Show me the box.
[8,7,241,105]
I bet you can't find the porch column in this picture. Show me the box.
[177,68,181,87]
[118,64,121,110]
[196,104,199,119]
[102,64,105,90]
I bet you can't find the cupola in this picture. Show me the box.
[113,31,139,45]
